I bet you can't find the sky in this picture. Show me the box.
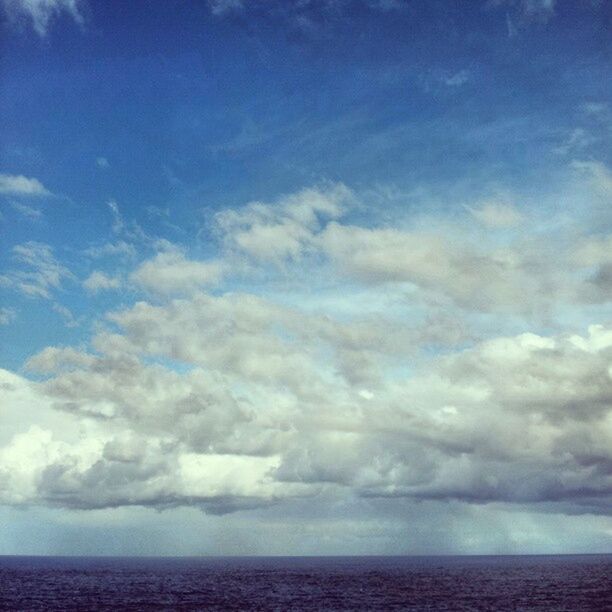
[0,0,611,556]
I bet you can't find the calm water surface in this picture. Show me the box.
[0,554,610,610]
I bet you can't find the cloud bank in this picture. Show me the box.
[2,181,611,524]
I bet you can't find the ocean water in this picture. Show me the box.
[0,554,610,610]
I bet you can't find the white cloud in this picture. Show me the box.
[553,128,597,156]
[107,199,123,234]
[208,0,243,16]
[0,307,16,325]
[489,0,556,22]
[215,183,351,264]
[0,173,50,197]
[444,70,470,87]
[466,201,524,228]
[0,242,73,299]
[317,222,558,312]
[1,181,611,530]
[83,271,121,294]
[571,160,612,196]
[3,314,609,516]
[84,241,137,259]
[1,0,84,37]
[209,182,610,313]
[51,302,79,327]
[10,201,43,219]
[581,101,609,119]
[130,248,223,295]
[522,0,555,19]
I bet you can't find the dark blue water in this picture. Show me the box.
[0,555,609,610]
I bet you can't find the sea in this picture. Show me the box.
[0,554,610,610]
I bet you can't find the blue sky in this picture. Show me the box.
[0,0,611,555]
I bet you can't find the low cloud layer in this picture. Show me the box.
[1,179,611,532]
[2,301,610,516]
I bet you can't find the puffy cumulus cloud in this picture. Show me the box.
[215,183,350,265]
[0,367,306,513]
[83,271,121,294]
[570,234,612,302]
[130,248,224,295]
[274,325,612,512]
[317,223,562,313]
[1,0,84,37]
[2,182,612,524]
[437,326,612,423]
[0,241,73,299]
[101,291,427,395]
[211,181,612,314]
[0,173,50,196]
[3,279,609,517]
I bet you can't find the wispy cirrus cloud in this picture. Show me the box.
[1,0,84,37]
[0,307,16,325]
[0,241,73,299]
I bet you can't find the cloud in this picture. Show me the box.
[208,0,244,16]
[506,12,518,37]
[571,160,612,196]
[84,241,137,259]
[107,199,124,234]
[318,222,560,312]
[83,271,121,294]
[51,302,79,328]
[488,0,556,22]
[0,242,73,299]
[0,307,16,325]
[572,236,612,302]
[130,248,224,295]
[553,128,599,156]
[0,173,50,197]
[1,0,84,37]
[207,0,407,22]
[1,181,611,523]
[10,201,43,219]
[444,70,470,87]
[3,313,609,515]
[210,181,611,313]
[466,201,524,228]
[215,183,351,264]
[581,102,609,119]
[521,0,556,19]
